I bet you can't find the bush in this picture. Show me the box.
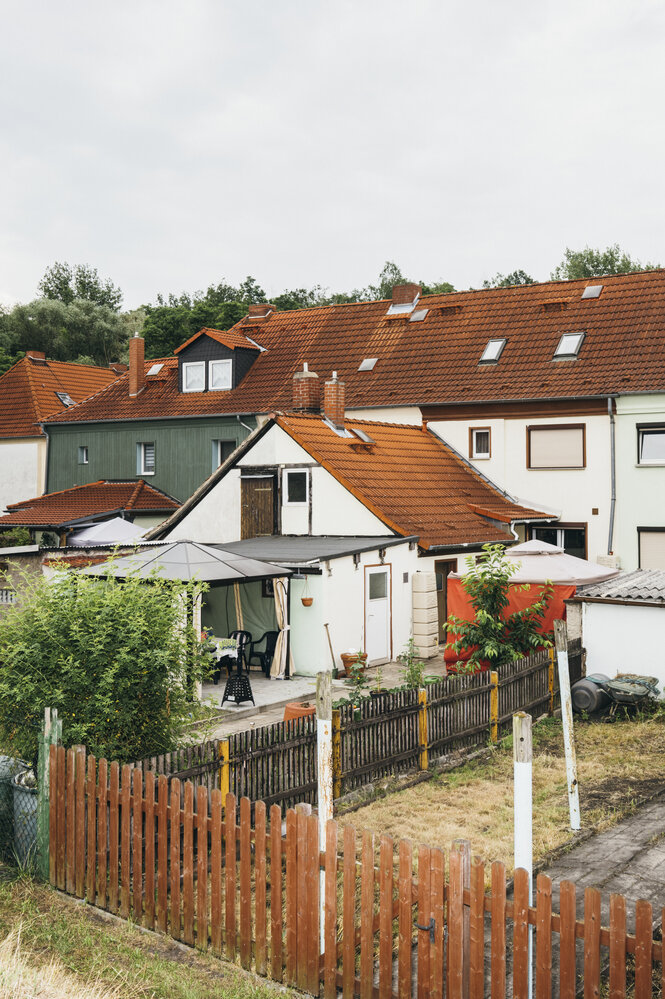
[0,562,211,768]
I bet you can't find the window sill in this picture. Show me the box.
[636,463,665,468]
[471,455,490,461]
[527,466,586,471]
[139,471,156,477]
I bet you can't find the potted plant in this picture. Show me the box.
[340,649,368,677]
[301,576,313,607]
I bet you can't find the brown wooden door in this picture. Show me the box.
[434,559,457,644]
[241,476,275,539]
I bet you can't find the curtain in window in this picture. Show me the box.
[270,578,292,679]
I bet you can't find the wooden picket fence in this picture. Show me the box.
[49,741,662,998]
[133,641,584,811]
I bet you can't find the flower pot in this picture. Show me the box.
[301,597,313,607]
[283,701,316,722]
[341,652,368,675]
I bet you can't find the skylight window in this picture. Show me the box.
[554,332,585,359]
[581,284,603,300]
[147,363,164,376]
[409,308,428,323]
[55,391,75,407]
[479,339,506,364]
[358,357,378,372]
[350,428,375,444]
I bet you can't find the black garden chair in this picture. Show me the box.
[247,630,279,676]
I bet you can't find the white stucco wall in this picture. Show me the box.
[237,426,313,467]
[345,406,422,426]
[0,438,46,511]
[613,394,665,570]
[310,466,388,535]
[166,468,241,542]
[581,600,665,693]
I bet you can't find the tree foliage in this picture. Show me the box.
[0,563,210,769]
[0,298,127,367]
[445,544,553,671]
[551,244,659,281]
[482,269,536,289]
[39,262,123,311]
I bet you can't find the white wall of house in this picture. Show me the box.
[0,437,46,512]
[310,466,388,535]
[237,425,313,467]
[346,406,422,426]
[578,599,665,693]
[429,414,612,564]
[166,468,241,542]
[613,394,665,570]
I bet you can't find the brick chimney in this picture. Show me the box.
[128,334,145,398]
[247,303,275,319]
[26,350,45,360]
[392,283,421,307]
[293,362,320,412]
[323,371,345,429]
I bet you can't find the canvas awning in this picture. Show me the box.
[82,540,292,583]
[68,517,146,547]
[459,539,621,585]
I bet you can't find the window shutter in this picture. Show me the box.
[529,427,584,468]
[640,531,665,569]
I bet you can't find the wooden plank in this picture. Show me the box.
[324,819,339,999]
[255,800,267,975]
[56,745,66,891]
[196,785,208,951]
[132,768,143,924]
[559,881,576,999]
[634,899,653,999]
[86,755,96,904]
[75,747,86,898]
[285,807,297,985]
[225,793,237,962]
[360,831,374,999]
[512,867,529,999]
[170,778,181,940]
[609,894,626,999]
[470,857,485,999]
[239,796,252,970]
[536,873,552,999]
[490,861,506,999]
[430,848,445,999]
[96,758,108,910]
[183,781,195,946]
[379,835,394,999]
[343,824,356,999]
[296,806,309,992]
[271,804,283,983]
[120,764,131,919]
[48,744,58,887]
[398,839,413,999]
[418,844,431,999]
[156,775,168,934]
[65,747,76,894]
[583,887,601,999]
[210,788,223,956]
[144,772,155,931]
[108,761,119,914]
[448,846,464,999]
[307,812,320,995]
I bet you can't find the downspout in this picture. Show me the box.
[236,414,254,436]
[41,425,50,495]
[607,396,617,555]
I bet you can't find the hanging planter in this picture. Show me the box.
[300,575,313,607]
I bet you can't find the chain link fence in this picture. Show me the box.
[0,756,37,868]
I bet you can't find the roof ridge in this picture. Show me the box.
[126,479,144,510]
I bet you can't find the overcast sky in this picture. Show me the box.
[1,0,664,310]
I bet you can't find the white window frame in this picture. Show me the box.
[137,441,155,476]
[212,438,236,471]
[78,445,89,465]
[554,331,585,359]
[470,427,491,460]
[283,468,309,506]
[638,426,665,465]
[209,359,233,391]
[182,361,206,393]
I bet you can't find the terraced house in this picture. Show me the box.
[39,270,665,570]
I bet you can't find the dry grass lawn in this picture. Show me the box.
[338,714,665,876]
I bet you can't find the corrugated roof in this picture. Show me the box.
[0,480,179,528]
[43,269,665,426]
[576,569,665,604]
[0,355,119,438]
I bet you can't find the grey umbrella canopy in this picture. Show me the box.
[82,541,291,582]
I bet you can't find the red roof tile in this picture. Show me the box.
[43,270,665,426]
[173,327,260,354]
[0,480,179,528]
[0,356,119,438]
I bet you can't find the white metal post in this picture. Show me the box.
[553,619,581,831]
[513,711,533,999]
[316,671,333,951]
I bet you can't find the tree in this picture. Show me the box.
[445,544,553,671]
[482,269,536,288]
[420,279,456,296]
[2,298,127,367]
[0,346,24,377]
[551,244,659,281]
[39,262,123,311]
[0,563,211,769]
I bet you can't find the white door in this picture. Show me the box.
[365,565,391,663]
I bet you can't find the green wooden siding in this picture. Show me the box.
[46,417,256,503]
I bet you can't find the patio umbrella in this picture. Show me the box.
[500,539,620,585]
[82,540,291,582]
[68,517,146,547]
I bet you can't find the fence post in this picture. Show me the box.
[489,671,499,743]
[548,648,555,716]
[37,707,62,881]
[418,688,428,771]
[554,620,581,831]
[316,671,333,951]
[513,712,533,999]
[218,739,230,800]
[452,838,471,999]
[331,708,341,800]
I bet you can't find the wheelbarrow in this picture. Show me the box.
[572,673,659,716]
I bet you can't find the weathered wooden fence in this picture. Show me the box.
[50,742,662,998]
[134,641,584,812]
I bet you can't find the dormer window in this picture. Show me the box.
[209,359,232,391]
[554,332,585,359]
[182,361,205,392]
[479,339,506,364]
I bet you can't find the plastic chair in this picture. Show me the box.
[247,630,279,676]
[228,630,253,672]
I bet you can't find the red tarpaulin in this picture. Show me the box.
[444,577,576,669]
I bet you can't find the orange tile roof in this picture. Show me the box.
[0,480,179,528]
[275,414,552,548]
[43,269,665,426]
[0,356,118,439]
[173,327,260,354]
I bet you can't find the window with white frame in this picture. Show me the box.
[553,331,585,359]
[182,361,205,392]
[638,426,665,464]
[479,338,506,364]
[137,441,155,475]
[209,359,233,391]
[284,468,308,505]
[470,427,491,459]
[212,439,235,471]
[78,445,89,465]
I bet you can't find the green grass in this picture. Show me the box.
[0,866,293,999]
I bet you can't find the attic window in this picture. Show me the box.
[554,332,585,359]
[479,339,506,364]
[358,357,378,371]
[350,428,375,444]
[386,298,419,316]
[409,309,428,323]
[581,284,603,299]
[55,391,75,407]
[147,363,164,376]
